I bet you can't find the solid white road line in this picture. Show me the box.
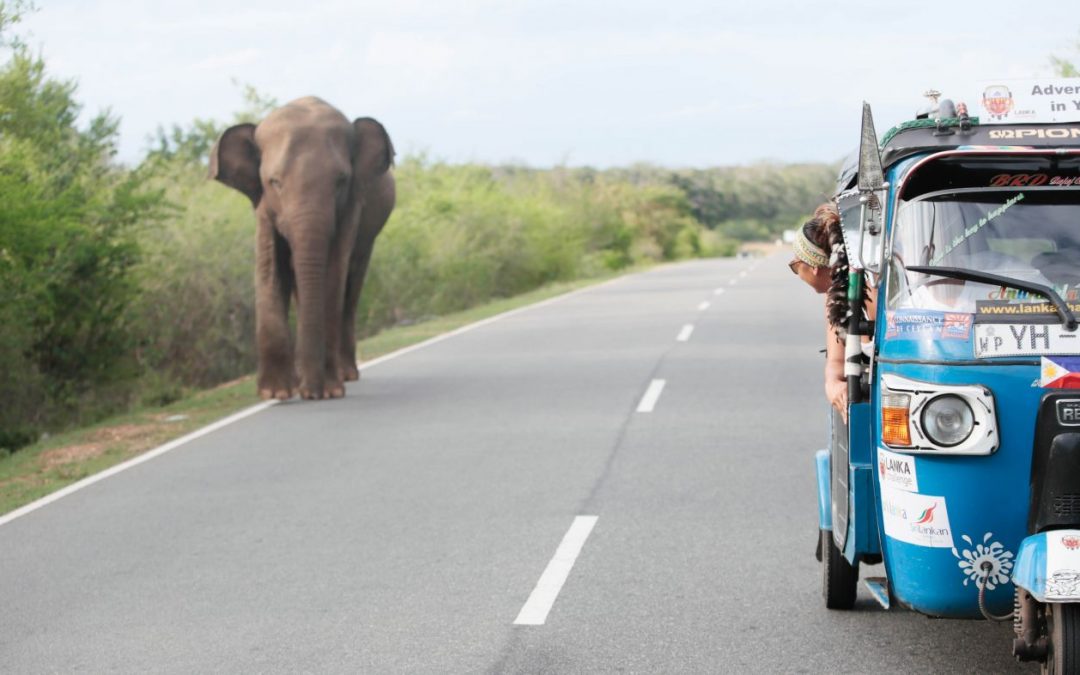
[697,301,710,311]
[636,379,666,413]
[514,516,599,626]
[0,402,277,528]
[677,324,694,342]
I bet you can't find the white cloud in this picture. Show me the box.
[189,49,263,73]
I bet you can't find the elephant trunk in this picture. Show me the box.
[290,216,333,398]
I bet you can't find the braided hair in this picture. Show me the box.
[802,203,856,338]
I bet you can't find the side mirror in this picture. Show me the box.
[855,102,888,274]
[836,189,883,272]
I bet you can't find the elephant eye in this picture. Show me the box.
[268,178,282,190]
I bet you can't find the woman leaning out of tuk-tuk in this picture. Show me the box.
[790,203,876,418]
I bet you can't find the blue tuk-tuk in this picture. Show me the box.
[817,92,1080,672]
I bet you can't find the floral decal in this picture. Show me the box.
[951,532,1015,590]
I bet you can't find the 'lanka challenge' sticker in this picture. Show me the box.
[878,447,919,492]
[880,486,954,548]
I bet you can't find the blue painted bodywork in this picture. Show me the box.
[844,402,880,565]
[872,361,1032,617]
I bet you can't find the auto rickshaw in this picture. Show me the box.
[816,88,1080,673]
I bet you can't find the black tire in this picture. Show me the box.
[1047,603,1080,675]
[822,528,858,610]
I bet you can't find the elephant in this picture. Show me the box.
[210,96,395,400]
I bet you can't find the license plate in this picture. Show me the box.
[974,323,1080,358]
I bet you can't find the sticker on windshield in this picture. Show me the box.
[929,193,1025,265]
[989,174,1080,187]
[976,299,1080,324]
[885,310,946,339]
[942,313,973,339]
[885,310,973,341]
[975,323,1080,358]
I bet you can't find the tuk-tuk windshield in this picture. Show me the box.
[887,188,1080,313]
[887,188,1080,314]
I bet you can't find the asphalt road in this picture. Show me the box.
[0,255,1027,673]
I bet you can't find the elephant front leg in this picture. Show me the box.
[255,221,296,400]
[339,243,374,382]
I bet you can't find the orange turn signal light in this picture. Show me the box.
[882,393,912,447]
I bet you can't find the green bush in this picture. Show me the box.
[128,164,256,386]
[0,46,161,446]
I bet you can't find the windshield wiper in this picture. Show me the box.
[906,265,1079,331]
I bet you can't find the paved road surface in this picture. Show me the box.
[0,255,1026,673]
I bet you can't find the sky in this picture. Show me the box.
[16,0,1080,168]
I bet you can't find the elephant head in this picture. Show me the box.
[210,96,395,400]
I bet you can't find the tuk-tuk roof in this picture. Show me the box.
[835,119,1080,195]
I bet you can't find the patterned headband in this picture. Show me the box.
[794,222,829,269]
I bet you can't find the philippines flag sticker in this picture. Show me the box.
[1041,356,1080,389]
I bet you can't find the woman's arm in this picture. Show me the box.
[824,320,847,419]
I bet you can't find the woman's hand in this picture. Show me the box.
[826,378,848,422]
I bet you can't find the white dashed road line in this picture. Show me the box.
[714,287,725,296]
[697,301,710,311]
[514,516,599,626]
[677,324,694,342]
[728,278,738,285]
[636,379,666,413]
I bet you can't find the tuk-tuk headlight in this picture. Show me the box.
[880,374,998,456]
[921,395,974,447]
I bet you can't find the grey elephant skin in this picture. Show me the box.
[210,96,395,400]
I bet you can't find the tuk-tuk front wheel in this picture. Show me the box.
[1046,603,1080,675]
[821,529,858,610]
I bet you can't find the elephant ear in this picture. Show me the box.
[209,123,262,206]
[352,117,395,177]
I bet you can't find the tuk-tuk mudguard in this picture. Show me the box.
[1014,530,1080,603]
